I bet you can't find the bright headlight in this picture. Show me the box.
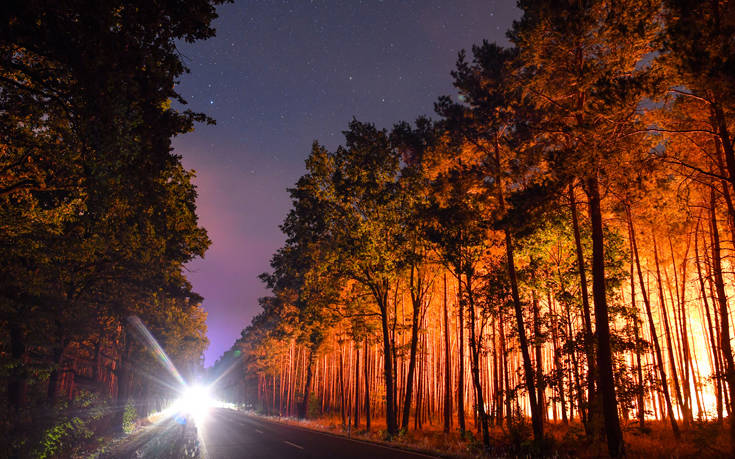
[177,384,213,420]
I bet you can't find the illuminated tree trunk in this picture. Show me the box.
[670,235,697,421]
[443,273,452,432]
[565,296,585,425]
[584,175,623,457]
[298,348,315,419]
[549,294,567,424]
[339,345,346,427]
[493,317,502,426]
[695,223,723,423]
[706,242,732,417]
[414,332,423,430]
[628,246,645,429]
[364,336,371,431]
[354,345,360,428]
[401,264,423,431]
[629,210,680,438]
[376,283,398,436]
[652,234,689,425]
[711,101,735,200]
[569,184,597,431]
[505,227,542,442]
[466,274,490,447]
[457,272,466,434]
[708,188,735,449]
[493,141,541,443]
[499,311,511,428]
[532,287,545,422]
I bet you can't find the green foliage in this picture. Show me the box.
[32,391,108,458]
[0,0,220,453]
[122,401,138,434]
[35,416,91,459]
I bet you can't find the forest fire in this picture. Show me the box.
[4,0,735,458]
[206,2,735,457]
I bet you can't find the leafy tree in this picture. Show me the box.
[509,1,660,455]
[1,0,220,450]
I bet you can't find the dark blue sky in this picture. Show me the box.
[172,0,520,366]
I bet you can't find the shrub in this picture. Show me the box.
[122,401,138,434]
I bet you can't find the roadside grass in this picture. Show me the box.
[245,410,732,458]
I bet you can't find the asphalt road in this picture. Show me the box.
[200,409,437,459]
[106,408,438,459]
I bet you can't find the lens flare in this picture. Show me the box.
[128,316,186,387]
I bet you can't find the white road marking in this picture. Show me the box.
[255,429,263,434]
[283,441,304,450]
[243,414,437,457]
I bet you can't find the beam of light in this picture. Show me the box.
[122,315,237,458]
[207,355,242,392]
[127,315,186,387]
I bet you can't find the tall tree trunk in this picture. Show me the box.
[532,287,545,421]
[377,285,398,436]
[550,294,567,424]
[364,336,371,432]
[299,348,315,419]
[414,333,424,430]
[584,176,623,458]
[708,188,735,449]
[339,345,346,427]
[443,273,452,433]
[671,234,696,422]
[457,271,466,434]
[492,139,540,440]
[711,101,735,198]
[630,253,645,429]
[466,274,490,448]
[629,209,680,438]
[562,289,585,425]
[493,317,502,426]
[705,244,731,417]
[354,345,360,427]
[505,228,543,443]
[570,184,597,431]
[695,220,723,423]
[652,234,689,424]
[499,314,511,428]
[401,265,422,431]
[626,219,646,429]
[711,125,735,247]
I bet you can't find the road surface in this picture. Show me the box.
[105,408,438,458]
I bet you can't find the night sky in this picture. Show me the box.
[172,0,521,366]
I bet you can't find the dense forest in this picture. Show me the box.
[212,1,735,456]
[0,1,224,456]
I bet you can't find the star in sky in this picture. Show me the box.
[173,0,521,366]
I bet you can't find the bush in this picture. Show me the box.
[32,391,107,458]
[35,416,92,459]
[122,401,138,434]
